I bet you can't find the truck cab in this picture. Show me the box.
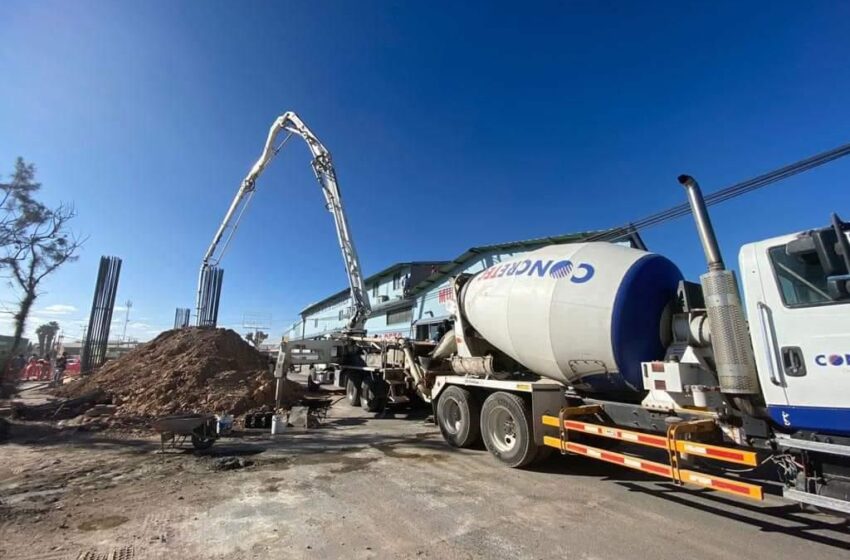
[740,216,850,435]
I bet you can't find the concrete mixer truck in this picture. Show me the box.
[411,175,850,513]
[278,174,850,513]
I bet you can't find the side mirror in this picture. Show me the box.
[827,275,850,300]
[786,214,850,278]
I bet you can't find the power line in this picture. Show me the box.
[589,141,850,242]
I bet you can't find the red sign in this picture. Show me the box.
[375,332,404,340]
[438,287,454,305]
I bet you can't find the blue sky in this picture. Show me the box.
[2,1,849,342]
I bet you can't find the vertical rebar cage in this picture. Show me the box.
[174,308,191,329]
[81,256,122,374]
[196,266,224,327]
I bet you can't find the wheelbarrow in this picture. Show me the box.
[301,397,335,421]
[152,413,218,452]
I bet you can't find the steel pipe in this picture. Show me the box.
[678,175,725,271]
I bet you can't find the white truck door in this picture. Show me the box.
[741,234,850,434]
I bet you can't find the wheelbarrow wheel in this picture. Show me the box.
[191,433,215,450]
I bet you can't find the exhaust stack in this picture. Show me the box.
[679,175,725,271]
[679,175,760,395]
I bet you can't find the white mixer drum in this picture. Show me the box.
[460,242,682,393]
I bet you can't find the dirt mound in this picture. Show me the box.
[60,328,300,417]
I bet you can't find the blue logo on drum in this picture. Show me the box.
[478,259,595,283]
[549,260,573,279]
[814,353,849,366]
[549,260,595,283]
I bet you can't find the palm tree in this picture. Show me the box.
[35,321,60,356]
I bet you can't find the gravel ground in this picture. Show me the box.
[1,388,848,559]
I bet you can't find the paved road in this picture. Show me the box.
[2,401,849,559]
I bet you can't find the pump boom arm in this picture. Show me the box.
[196,111,371,331]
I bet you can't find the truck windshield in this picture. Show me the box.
[768,244,844,307]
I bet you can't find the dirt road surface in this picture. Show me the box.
[2,398,848,559]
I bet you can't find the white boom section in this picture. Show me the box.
[196,111,371,331]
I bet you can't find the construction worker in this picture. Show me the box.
[37,357,50,381]
[53,352,68,387]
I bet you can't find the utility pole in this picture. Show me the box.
[121,300,133,345]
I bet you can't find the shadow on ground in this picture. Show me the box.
[3,420,158,452]
[619,480,850,550]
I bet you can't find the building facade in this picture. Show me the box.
[285,262,446,340]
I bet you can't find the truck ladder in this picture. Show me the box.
[542,411,763,501]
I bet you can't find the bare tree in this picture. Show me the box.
[1,158,42,253]
[1,158,83,351]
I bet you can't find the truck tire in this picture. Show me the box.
[360,376,386,412]
[480,391,538,468]
[346,373,362,407]
[436,385,481,448]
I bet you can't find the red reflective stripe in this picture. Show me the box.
[563,420,668,449]
[710,478,752,496]
[703,448,746,462]
[601,451,624,464]
[642,463,671,476]
[569,443,669,476]
[637,434,666,447]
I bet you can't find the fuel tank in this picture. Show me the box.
[459,242,683,393]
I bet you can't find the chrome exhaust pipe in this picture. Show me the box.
[678,175,724,271]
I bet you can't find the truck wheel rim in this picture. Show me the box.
[443,398,462,435]
[487,406,517,453]
[347,382,356,400]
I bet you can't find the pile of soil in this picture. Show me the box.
[60,328,302,417]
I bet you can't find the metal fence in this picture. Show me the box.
[81,256,122,374]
